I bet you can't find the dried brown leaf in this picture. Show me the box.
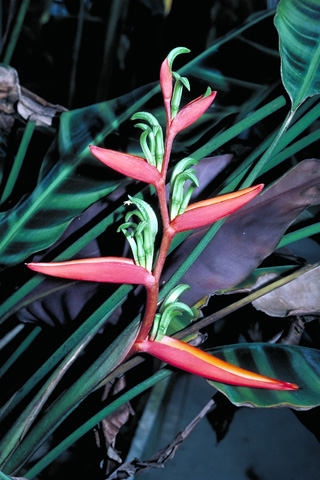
[106,399,215,479]
[252,266,320,317]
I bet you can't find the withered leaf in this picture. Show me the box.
[251,266,320,317]
[106,399,214,479]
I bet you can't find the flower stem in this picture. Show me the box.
[131,281,159,346]
[133,123,176,344]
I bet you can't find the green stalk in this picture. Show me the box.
[24,369,172,479]
[192,95,286,162]
[0,326,41,377]
[96,0,126,101]
[0,331,95,468]
[179,9,275,76]
[277,222,320,249]
[224,96,320,189]
[241,109,296,187]
[1,317,139,474]
[2,0,30,65]
[0,284,131,421]
[266,127,320,172]
[0,471,12,480]
[68,0,85,107]
[0,120,36,204]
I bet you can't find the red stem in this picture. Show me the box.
[161,127,175,182]
[132,124,177,345]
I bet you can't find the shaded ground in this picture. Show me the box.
[136,374,320,480]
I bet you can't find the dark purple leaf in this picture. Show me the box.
[162,159,320,305]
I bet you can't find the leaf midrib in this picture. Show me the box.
[293,30,320,109]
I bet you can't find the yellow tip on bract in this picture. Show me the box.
[135,336,298,390]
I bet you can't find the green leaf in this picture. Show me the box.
[1,317,140,473]
[274,0,320,110]
[0,83,156,267]
[208,343,320,409]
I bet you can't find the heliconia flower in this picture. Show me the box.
[26,257,156,289]
[170,90,217,136]
[135,336,299,390]
[169,184,264,234]
[89,145,161,188]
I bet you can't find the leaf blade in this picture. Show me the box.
[274,0,320,110]
[208,343,320,409]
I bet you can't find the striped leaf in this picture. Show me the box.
[274,0,320,110]
[208,343,320,409]
[0,84,155,267]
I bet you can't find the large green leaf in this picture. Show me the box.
[0,84,156,267]
[208,343,320,409]
[274,0,320,110]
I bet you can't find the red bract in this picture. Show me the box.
[170,184,264,234]
[89,145,162,188]
[135,336,298,390]
[27,257,156,289]
[170,90,217,135]
[160,57,173,120]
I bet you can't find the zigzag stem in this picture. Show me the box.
[131,125,176,346]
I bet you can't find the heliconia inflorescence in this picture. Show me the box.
[27,47,298,391]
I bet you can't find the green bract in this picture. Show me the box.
[171,72,191,118]
[149,284,194,341]
[118,197,158,272]
[167,46,191,70]
[170,157,199,220]
[131,112,164,170]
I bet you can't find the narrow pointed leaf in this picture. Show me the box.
[135,336,298,390]
[274,0,320,110]
[26,257,155,288]
[170,184,263,233]
[2,317,140,473]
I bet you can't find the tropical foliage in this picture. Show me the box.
[0,0,320,478]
